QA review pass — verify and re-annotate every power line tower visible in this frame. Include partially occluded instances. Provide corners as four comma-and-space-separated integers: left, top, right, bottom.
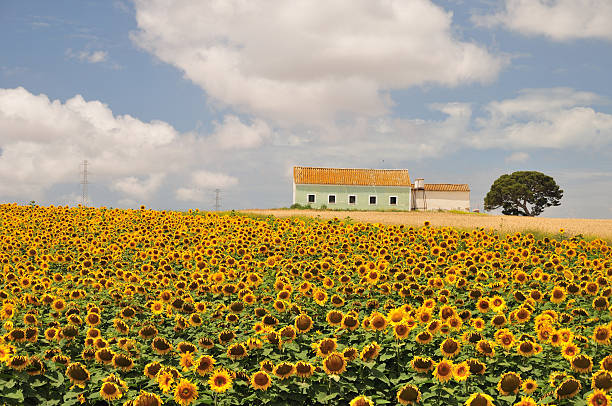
214, 188, 221, 211
80, 160, 89, 207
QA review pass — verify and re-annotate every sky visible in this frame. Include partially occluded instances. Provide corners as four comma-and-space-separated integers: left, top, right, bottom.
1, 0, 611, 218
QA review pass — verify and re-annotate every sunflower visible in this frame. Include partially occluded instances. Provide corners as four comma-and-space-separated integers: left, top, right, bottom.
464, 393, 494, 406
179, 352, 195, 371
549, 371, 568, 388
471, 318, 485, 330
100, 382, 122, 401
143, 362, 162, 379
360, 341, 381, 361
393, 323, 411, 340
208, 369, 233, 393
8, 355, 29, 371
601, 355, 612, 372
475, 340, 496, 357
513, 396, 538, 406
313, 289, 327, 305
433, 359, 453, 383
134, 391, 163, 406
452, 361, 470, 382
341, 315, 360, 330
219, 330, 237, 344
496, 331, 515, 350
517, 340, 536, 357
260, 360, 274, 374
66, 362, 90, 387
227, 343, 248, 360
174, 379, 198, 406
350, 395, 374, 406
476, 298, 490, 313
314, 338, 337, 357
410, 356, 434, 373
555, 378, 581, 399
587, 390, 612, 406
251, 371, 272, 390
415, 330, 433, 345
593, 325, 611, 345
369, 312, 388, 331
592, 370, 612, 392
440, 337, 461, 358
279, 326, 297, 342
295, 361, 314, 378
194, 355, 215, 376
198, 337, 214, 350
551, 286, 567, 304
515, 307, 532, 324
322, 352, 346, 375
151, 337, 172, 355
112, 353, 134, 372
156, 371, 174, 393
522, 378, 538, 394
498, 372, 522, 395
561, 342, 580, 360
273, 362, 295, 380
397, 384, 421, 405
326, 310, 344, 326
85, 312, 101, 327
26, 357, 45, 376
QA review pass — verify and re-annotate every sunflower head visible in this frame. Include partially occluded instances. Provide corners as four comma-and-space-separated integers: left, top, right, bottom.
251, 371, 272, 391
322, 352, 346, 375
66, 362, 90, 386
555, 378, 581, 400
100, 382, 122, 401
433, 359, 453, 383
498, 372, 522, 395
174, 379, 198, 406
134, 391, 163, 406
397, 384, 421, 405
465, 393, 494, 406
208, 369, 233, 393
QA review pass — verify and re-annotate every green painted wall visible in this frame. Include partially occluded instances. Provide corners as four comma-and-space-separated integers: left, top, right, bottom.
293, 184, 411, 210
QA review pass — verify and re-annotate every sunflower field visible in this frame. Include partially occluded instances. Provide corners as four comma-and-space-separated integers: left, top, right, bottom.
0, 204, 611, 406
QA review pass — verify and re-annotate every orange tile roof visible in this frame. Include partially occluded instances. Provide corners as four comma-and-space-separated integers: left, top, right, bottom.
294, 167, 411, 187
419, 183, 470, 192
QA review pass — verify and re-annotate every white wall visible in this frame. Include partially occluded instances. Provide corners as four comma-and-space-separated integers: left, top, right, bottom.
414, 191, 470, 211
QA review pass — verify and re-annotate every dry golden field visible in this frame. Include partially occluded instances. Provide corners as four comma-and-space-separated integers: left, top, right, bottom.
241, 209, 612, 241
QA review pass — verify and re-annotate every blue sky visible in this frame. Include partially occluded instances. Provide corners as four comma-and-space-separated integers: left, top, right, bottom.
1, 0, 611, 218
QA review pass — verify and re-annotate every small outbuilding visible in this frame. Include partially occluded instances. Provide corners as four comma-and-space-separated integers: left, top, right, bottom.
292, 166, 470, 211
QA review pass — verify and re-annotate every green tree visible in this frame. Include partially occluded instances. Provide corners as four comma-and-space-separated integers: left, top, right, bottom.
484, 171, 563, 216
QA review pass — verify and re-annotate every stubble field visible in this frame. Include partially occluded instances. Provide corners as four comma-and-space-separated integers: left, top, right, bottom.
241, 210, 612, 242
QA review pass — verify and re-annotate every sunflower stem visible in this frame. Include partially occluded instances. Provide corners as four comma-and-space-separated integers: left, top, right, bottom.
395, 339, 401, 375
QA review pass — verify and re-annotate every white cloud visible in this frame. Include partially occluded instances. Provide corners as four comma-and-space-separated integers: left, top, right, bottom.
470, 88, 612, 149
132, 0, 504, 125
505, 152, 529, 163
67, 49, 109, 64
210, 115, 271, 149
111, 174, 165, 199
175, 170, 238, 202
192, 170, 238, 189
473, 0, 612, 41
0, 87, 235, 202
175, 188, 204, 202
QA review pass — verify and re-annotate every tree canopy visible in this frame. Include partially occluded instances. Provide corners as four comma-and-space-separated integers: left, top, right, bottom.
484, 171, 563, 216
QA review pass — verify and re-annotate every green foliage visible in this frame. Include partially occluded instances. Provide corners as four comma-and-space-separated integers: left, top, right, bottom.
484, 171, 563, 216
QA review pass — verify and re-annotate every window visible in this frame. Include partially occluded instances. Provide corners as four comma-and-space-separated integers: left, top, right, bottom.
328, 195, 336, 204
369, 195, 377, 205
389, 196, 397, 205
348, 195, 356, 204
307, 194, 315, 203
